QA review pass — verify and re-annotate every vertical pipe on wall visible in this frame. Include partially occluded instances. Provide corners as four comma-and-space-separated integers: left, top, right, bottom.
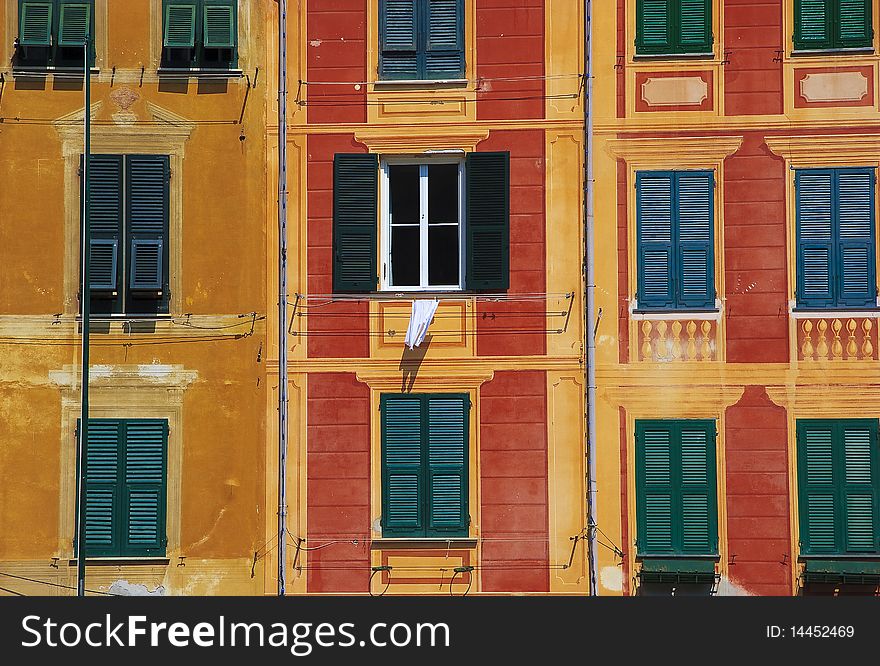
75, 34, 92, 598
583, 0, 599, 596
277, 0, 290, 597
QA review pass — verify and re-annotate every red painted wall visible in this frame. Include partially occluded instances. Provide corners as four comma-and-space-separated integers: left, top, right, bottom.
306, 0, 367, 124
723, 132, 788, 363
480, 370, 549, 592
306, 373, 372, 593
723, 0, 783, 116
724, 386, 792, 595
306, 133, 371, 359
476, 0, 544, 120
476, 129, 547, 357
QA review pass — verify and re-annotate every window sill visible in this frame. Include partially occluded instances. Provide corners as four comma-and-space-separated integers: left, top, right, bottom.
157, 68, 243, 79
790, 308, 880, 319
791, 48, 874, 57
371, 538, 477, 550
632, 53, 715, 61
630, 309, 721, 321
12, 66, 99, 78
373, 78, 468, 88
67, 557, 170, 567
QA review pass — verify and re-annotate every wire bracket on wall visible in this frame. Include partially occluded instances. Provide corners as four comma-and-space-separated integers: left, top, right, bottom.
449, 566, 474, 597
369, 566, 392, 597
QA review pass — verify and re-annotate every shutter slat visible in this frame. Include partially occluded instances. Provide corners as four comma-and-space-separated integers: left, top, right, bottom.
795, 0, 832, 50
425, 0, 464, 79
636, 0, 671, 53
677, 171, 715, 308
796, 170, 835, 307
333, 154, 379, 292
380, 0, 419, 79
122, 420, 167, 554
801, 424, 837, 553
636, 172, 675, 309
466, 152, 510, 291
679, 0, 712, 51
127, 155, 169, 296
638, 425, 674, 553
837, 0, 872, 46
83, 420, 121, 554
836, 169, 875, 307
203, 4, 236, 49
89, 238, 118, 291
86, 155, 123, 294
382, 396, 424, 534
19, 2, 52, 47
427, 396, 468, 533
58, 3, 91, 47
164, 4, 196, 48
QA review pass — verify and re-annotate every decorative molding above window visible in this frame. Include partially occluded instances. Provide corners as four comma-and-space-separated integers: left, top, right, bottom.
353, 128, 489, 154
605, 135, 743, 166
765, 134, 880, 164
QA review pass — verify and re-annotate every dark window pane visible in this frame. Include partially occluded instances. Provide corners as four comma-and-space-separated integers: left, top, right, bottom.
428, 163, 459, 225
391, 226, 420, 287
428, 225, 459, 286
390, 165, 421, 226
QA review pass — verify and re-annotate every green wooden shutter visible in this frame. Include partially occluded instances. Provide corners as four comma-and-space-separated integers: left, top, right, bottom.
87, 155, 123, 294
465, 152, 510, 291
636, 172, 675, 309
164, 3, 197, 48
58, 2, 90, 47
83, 420, 122, 557
426, 395, 468, 536
794, 0, 833, 50
203, 2, 236, 48
333, 154, 379, 292
836, 0, 873, 48
840, 422, 878, 553
126, 155, 169, 294
425, 0, 464, 79
678, 422, 717, 554
676, 171, 715, 309
380, 0, 419, 79
798, 421, 838, 554
122, 420, 167, 556
19, 2, 53, 46
636, 0, 672, 54
836, 168, 875, 307
796, 170, 835, 308
636, 422, 675, 554
678, 0, 712, 53
381, 395, 424, 536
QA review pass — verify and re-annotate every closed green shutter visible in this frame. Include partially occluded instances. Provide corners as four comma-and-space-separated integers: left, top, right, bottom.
796, 170, 836, 308
164, 3, 197, 48
798, 419, 880, 556
636, 172, 676, 309
836, 168, 875, 307
636, 0, 672, 53
636, 0, 711, 55
426, 395, 468, 535
333, 154, 379, 292
837, 0, 873, 46
678, 0, 712, 52
636, 420, 717, 557
465, 152, 510, 291
795, 0, 872, 50
675, 171, 714, 308
58, 2, 90, 47
126, 155, 169, 295
203, 1, 236, 48
381, 395, 424, 536
425, 0, 464, 79
19, 2, 53, 46
380, 0, 419, 79
82, 420, 122, 557
123, 420, 168, 556
795, 0, 833, 50
86, 155, 123, 295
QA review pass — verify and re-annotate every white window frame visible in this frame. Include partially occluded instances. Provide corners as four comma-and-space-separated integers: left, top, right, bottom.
380, 156, 466, 292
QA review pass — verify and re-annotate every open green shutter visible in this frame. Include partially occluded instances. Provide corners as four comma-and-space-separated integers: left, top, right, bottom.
19, 2, 53, 46
636, 0, 672, 54
840, 422, 879, 554
636, 172, 675, 309
465, 152, 510, 291
678, 0, 712, 53
636, 422, 675, 554
83, 420, 122, 557
380, 0, 419, 79
122, 420, 167, 556
836, 169, 875, 307
126, 155, 169, 294
425, 0, 464, 79
333, 154, 379, 292
678, 422, 717, 554
87, 155, 123, 294
426, 395, 468, 536
798, 421, 839, 554
203, 2, 236, 48
836, 0, 873, 48
382, 395, 424, 536
676, 171, 715, 309
58, 3, 91, 47
796, 170, 835, 308
164, 3, 196, 48
794, 0, 833, 50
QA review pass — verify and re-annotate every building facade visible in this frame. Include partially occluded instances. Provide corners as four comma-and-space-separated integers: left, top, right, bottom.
0, 0, 269, 595
593, 0, 880, 595
264, 0, 589, 595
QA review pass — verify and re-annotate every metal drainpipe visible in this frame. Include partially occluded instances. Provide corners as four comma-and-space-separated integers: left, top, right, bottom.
277, 0, 290, 597
583, 0, 599, 596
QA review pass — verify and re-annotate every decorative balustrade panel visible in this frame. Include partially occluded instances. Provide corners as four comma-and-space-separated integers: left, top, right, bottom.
637, 319, 718, 362
797, 317, 878, 362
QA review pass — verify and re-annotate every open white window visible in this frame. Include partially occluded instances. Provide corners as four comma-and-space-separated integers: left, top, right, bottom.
381, 158, 465, 291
